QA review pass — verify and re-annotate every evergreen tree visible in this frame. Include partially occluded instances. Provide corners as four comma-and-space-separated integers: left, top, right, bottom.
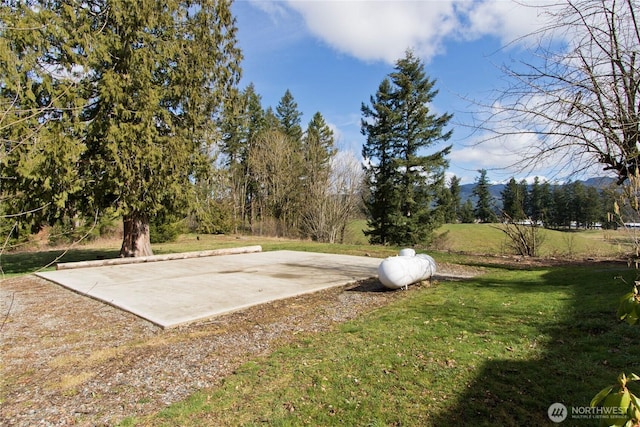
361, 79, 397, 245
583, 186, 603, 228
527, 177, 546, 222
1, 2, 88, 234
241, 85, 267, 231
441, 175, 462, 223
501, 178, 526, 220
519, 179, 530, 218
263, 107, 281, 129
550, 183, 570, 228
449, 175, 462, 223
221, 84, 265, 167
569, 181, 586, 228
540, 180, 553, 224
276, 89, 303, 143
459, 199, 476, 223
473, 169, 498, 223
566, 181, 602, 228
80, 0, 242, 257
300, 112, 338, 240
220, 83, 265, 232
2, 0, 242, 257
303, 112, 336, 182
266, 90, 305, 232
361, 50, 452, 245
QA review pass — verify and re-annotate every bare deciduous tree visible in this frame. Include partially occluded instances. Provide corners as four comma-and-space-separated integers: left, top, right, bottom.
248, 129, 303, 236
495, 214, 545, 257
479, 0, 640, 184
301, 151, 364, 243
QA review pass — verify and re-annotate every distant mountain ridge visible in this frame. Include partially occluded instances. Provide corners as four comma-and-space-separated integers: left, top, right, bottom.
458, 176, 616, 205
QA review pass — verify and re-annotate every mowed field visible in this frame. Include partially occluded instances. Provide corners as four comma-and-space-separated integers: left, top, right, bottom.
345, 221, 631, 258
434, 223, 631, 258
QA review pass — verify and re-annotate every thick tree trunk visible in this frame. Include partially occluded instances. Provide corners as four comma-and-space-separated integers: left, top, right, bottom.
120, 213, 153, 258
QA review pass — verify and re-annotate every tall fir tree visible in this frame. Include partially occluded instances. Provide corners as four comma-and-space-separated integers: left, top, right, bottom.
362, 50, 452, 245
220, 83, 265, 231
448, 175, 462, 223
550, 183, 570, 228
583, 186, 603, 228
268, 90, 304, 232
540, 180, 553, 223
303, 112, 336, 182
361, 78, 397, 244
300, 112, 337, 240
526, 177, 547, 222
501, 178, 526, 220
440, 175, 462, 223
473, 169, 498, 223
221, 84, 264, 167
568, 181, 584, 227
275, 89, 303, 143
80, 0, 242, 257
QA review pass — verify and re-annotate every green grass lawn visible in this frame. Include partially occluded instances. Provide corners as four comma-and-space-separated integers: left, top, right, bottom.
341, 220, 628, 258
119, 262, 640, 426
434, 223, 627, 258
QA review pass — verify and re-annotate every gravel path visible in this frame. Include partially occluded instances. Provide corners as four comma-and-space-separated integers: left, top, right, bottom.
1, 263, 479, 426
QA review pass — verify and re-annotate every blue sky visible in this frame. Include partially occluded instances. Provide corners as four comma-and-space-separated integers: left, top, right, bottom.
231, 0, 561, 184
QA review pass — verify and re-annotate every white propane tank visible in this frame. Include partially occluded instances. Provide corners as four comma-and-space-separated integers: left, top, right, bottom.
378, 250, 437, 290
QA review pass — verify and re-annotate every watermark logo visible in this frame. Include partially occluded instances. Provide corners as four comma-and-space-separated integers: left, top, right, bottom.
547, 402, 627, 423
548, 402, 568, 423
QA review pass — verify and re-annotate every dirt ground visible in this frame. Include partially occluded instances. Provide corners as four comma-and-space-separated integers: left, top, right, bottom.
0, 261, 482, 427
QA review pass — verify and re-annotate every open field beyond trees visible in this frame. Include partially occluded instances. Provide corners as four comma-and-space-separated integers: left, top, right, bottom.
1, 224, 639, 426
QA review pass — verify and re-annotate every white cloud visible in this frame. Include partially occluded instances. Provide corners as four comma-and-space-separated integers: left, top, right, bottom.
449, 97, 552, 179
270, 0, 560, 64
452, 133, 538, 169
242, 0, 308, 52
459, 1, 556, 46
285, 0, 458, 63
450, 95, 602, 183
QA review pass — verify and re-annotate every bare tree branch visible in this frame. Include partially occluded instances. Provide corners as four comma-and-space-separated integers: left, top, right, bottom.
472, 0, 640, 183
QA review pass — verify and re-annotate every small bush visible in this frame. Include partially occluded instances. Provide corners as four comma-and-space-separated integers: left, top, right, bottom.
150, 221, 184, 243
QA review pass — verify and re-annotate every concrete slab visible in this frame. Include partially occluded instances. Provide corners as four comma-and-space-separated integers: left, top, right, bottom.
35, 250, 383, 328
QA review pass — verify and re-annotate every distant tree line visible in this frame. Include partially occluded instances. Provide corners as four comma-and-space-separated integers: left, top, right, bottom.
500, 176, 617, 229
442, 169, 619, 229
